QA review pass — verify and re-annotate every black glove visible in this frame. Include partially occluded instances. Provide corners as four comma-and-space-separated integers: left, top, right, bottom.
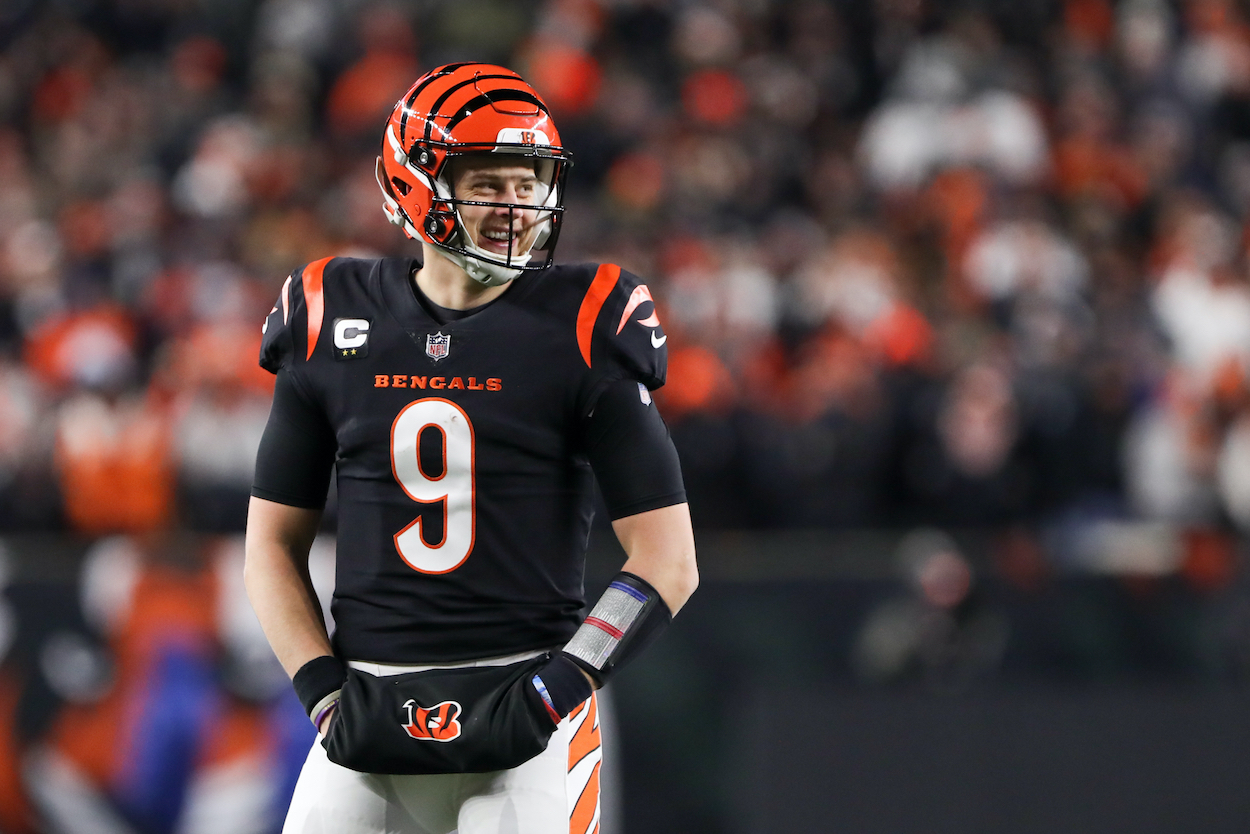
529, 653, 594, 724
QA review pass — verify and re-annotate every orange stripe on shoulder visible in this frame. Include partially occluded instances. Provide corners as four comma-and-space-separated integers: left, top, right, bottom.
302, 257, 332, 360
576, 264, 621, 369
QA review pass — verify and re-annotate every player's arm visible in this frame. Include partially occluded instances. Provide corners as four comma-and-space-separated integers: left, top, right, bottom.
612, 502, 698, 615
245, 498, 342, 733
244, 497, 330, 675
586, 378, 697, 613
245, 367, 341, 730
529, 378, 697, 723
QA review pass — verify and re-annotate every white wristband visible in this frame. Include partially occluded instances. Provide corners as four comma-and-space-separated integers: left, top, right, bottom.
309, 689, 342, 727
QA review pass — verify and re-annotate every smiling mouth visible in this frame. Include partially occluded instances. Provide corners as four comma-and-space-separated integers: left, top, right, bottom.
481, 228, 516, 244
479, 227, 524, 255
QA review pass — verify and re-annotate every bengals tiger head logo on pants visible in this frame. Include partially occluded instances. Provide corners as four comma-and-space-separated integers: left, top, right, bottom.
402, 699, 463, 742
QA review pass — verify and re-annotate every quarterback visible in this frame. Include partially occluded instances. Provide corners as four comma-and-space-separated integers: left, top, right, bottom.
244, 63, 698, 833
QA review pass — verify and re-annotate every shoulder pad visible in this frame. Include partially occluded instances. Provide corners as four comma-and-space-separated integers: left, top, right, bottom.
259, 256, 334, 373
575, 264, 667, 388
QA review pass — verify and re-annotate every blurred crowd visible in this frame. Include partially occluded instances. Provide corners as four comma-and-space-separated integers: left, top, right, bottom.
2, 0, 1250, 547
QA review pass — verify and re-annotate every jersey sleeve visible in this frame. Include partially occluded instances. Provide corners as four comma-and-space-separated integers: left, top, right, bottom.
259, 257, 333, 373
577, 264, 668, 390
584, 378, 686, 519
251, 368, 337, 508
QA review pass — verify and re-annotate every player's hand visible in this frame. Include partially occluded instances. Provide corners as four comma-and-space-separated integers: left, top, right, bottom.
531, 654, 595, 725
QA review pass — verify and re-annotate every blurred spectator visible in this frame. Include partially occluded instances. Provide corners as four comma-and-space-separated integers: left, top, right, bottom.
176, 538, 323, 834
963, 211, 1089, 311
28, 533, 217, 834
173, 116, 268, 221
163, 319, 272, 532
1151, 203, 1250, 388
1124, 372, 1222, 522
900, 360, 1034, 525
52, 389, 174, 537
324, 5, 419, 138
0, 360, 57, 530
852, 528, 1008, 689
22, 530, 327, 834
858, 14, 1048, 191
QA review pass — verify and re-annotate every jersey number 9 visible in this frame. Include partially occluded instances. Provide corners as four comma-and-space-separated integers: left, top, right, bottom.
390, 399, 475, 573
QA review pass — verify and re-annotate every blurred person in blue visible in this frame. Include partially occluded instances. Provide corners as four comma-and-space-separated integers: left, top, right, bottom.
21, 532, 318, 834
21, 533, 217, 834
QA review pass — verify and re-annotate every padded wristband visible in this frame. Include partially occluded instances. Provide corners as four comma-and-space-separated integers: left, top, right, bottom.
293, 655, 348, 718
562, 571, 672, 686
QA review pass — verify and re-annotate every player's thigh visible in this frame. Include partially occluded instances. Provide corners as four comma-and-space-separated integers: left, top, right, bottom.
382, 771, 468, 834
283, 739, 430, 834
453, 694, 603, 834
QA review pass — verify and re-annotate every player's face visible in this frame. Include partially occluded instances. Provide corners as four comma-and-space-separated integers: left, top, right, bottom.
451, 157, 546, 260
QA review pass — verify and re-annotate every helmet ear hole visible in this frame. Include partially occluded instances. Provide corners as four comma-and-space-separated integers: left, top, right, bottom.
391, 177, 411, 197
532, 219, 553, 249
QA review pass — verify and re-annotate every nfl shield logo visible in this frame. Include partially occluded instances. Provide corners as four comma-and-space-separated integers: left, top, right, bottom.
426, 332, 451, 362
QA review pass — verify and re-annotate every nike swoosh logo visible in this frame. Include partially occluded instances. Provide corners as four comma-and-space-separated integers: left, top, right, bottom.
651, 331, 667, 349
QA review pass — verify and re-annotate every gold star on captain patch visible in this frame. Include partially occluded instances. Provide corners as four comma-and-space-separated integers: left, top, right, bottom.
351, 348, 358, 355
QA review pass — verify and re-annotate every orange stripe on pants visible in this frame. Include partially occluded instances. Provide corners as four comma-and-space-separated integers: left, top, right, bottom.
567, 693, 601, 834
569, 761, 600, 834
568, 695, 600, 772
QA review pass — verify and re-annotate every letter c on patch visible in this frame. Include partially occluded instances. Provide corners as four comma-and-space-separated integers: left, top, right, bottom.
334, 318, 370, 349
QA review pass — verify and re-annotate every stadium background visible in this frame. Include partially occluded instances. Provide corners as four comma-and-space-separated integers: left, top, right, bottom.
2, 0, 1250, 831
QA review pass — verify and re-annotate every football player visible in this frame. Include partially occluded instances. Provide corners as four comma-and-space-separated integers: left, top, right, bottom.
244, 63, 698, 834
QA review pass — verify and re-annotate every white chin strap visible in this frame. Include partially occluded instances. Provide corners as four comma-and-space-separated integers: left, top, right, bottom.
444, 250, 523, 287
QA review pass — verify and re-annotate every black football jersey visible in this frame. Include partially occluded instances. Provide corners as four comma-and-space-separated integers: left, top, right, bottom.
254, 256, 677, 663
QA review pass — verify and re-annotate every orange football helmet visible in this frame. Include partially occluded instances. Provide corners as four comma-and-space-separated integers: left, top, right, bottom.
376, 63, 572, 286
